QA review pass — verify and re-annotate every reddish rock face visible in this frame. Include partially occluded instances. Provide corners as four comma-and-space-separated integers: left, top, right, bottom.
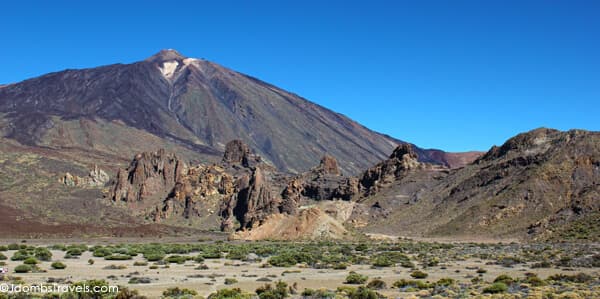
317, 155, 341, 176
359, 144, 426, 195
153, 164, 236, 222
219, 167, 283, 230
108, 149, 183, 202
222, 140, 250, 165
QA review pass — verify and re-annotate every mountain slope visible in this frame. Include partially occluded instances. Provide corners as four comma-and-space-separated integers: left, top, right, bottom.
0, 49, 473, 175
350, 128, 600, 240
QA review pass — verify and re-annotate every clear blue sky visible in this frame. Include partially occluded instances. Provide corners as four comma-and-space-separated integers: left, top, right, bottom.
1, 1, 598, 152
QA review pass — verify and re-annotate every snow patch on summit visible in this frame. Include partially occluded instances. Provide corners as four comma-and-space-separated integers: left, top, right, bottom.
183, 58, 199, 66
159, 61, 179, 79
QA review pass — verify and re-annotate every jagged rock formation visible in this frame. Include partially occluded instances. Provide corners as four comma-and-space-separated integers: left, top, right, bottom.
104, 140, 287, 232
220, 167, 281, 230
108, 149, 184, 203
359, 144, 428, 195
221, 139, 263, 169
282, 155, 358, 203
100, 128, 600, 241
59, 165, 109, 187
152, 164, 235, 221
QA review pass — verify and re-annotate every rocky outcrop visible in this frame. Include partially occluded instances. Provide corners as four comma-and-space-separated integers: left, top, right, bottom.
281, 155, 357, 202
359, 144, 428, 195
314, 155, 341, 176
107, 149, 184, 202
231, 206, 349, 241
220, 167, 282, 231
60, 165, 109, 188
153, 165, 235, 221
221, 139, 264, 169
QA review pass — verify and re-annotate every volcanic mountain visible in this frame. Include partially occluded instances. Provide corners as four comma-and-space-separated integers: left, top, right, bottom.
0, 49, 474, 176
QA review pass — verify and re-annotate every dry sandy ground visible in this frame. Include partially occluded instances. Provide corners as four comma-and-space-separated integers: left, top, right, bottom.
2, 249, 599, 298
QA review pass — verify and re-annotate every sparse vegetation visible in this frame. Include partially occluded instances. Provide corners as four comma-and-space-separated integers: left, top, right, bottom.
162, 287, 198, 298
345, 271, 368, 284
51, 261, 67, 269
14, 264, 32, 273
410, 270, 428, 279
0, 240, 598, 298
366, 279, 386, 290
483, 282, 508, 294
225, 278, 239, 285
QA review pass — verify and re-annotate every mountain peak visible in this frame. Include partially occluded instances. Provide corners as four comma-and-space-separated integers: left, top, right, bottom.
146, 49, 186, 62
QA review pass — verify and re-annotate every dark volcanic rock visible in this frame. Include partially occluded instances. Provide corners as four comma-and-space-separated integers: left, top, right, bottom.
315, 155, 341, 176
222, 140, 250, 165
220, 167, 282, 230
281, 155, 354, 202
153, 164, 236, 221
359, 144, 424, 195
108, 149, 184, 202
221, 140, 261, 168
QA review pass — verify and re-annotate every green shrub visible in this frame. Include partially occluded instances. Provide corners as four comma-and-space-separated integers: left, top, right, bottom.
268, 251, 315, 267
165, 255, 189, 264
347, 286, 383, 299
193, 255, 205, 263
225, 278, 238, 285
392, 279, 432, 290
163, 287, 198, 298
144, 252, 165, 262
93, 247, 113, 257
11, 250, 30, 261
436, 277, 455, 287
34, 248, 52, 261
0, 253, 6, 260
51, 262, 67, 269
88, 259, 95, 265
410, 270, 428, 279
493, 274, 515, 285
366, 279, 386, 290
208, 288, 252, 299
371, 256, 393, 267
66, 248, 83, 256
104, 254, 132, 261
256, 281, 288, 299
345, 271, 368, 284
0, 245, 8, 251
524, 273, 546, 286
7, 243, 19, 250
483, 282, 508, 294
23, 257, 39, 265
199, 249, 222, 259
14, 264, 32, 273
302, 288, 335, 298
